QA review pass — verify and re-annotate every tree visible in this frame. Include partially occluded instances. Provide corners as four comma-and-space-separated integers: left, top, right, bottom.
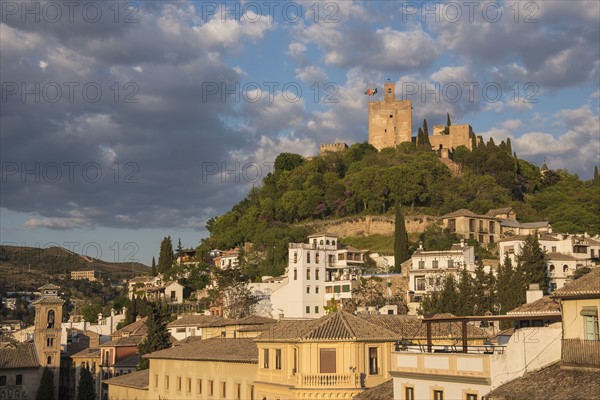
223, 281, 258, 319
81, 302, 102, 323
443, 112, 451, 134
177, 238, 183, 252
594, 166, 600, 186
419, 120, 431, 149
77, 366, 96, 400
517, 232, 549, 293
274, 153, 304, 173
151, 256, 157, 277
137, 303, 171, 370
394, 203, 409, 272
157, 236, 175, 274
36, 367, 55, 400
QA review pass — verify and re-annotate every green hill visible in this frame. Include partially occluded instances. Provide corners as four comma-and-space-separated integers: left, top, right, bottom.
198, 141, 600, 280
0, 245, 149, 291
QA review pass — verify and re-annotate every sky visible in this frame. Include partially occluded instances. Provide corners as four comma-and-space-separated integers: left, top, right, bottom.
1, 0, 599, 266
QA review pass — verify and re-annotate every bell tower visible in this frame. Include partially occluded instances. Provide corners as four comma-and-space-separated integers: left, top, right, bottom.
33, 284, 64, 399
368, 80, 413, 150
384, 81, 396, 103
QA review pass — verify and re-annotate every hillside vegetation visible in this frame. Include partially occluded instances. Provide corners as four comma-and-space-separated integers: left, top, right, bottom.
200, 140, 600, 279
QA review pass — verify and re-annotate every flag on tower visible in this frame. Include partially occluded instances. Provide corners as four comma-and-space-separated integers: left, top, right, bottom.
364, 88, 378, 96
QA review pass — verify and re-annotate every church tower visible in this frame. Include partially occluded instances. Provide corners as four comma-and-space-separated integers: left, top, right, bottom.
368, 80, 413, 150
33, 284, 64, 399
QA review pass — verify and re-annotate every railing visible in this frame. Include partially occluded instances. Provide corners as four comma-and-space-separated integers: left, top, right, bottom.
562, 339, 600, 366
297, 373, 360, 388
395, 344, 505, 355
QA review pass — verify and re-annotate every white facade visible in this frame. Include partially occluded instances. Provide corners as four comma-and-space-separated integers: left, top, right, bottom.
407, 242, 477, 302
391, 324, 562, 400
270, 234, 367, 319
248, 278, 288, 318
60, 310, 125, 345
498, 233, 600, 292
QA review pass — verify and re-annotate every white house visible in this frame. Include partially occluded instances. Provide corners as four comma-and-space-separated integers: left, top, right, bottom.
498, 233, 600, 291
167, 314, 224, 341
269, 233, 368, 319
407, 240, 477, 304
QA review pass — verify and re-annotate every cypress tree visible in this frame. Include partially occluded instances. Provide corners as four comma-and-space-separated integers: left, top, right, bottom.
137, 303, 171, 370
36, 367, 55, 400
423, 119, 429, 136
518, 232, 549, 293
394, 203, 409, 272
457, 268, 475, 316
151, 257, 157, 277
506, 138, 513, 155
594, 166, 600, 186
157, 236, 174, 274
446, 112, 451, 128
77, 366, 96, 400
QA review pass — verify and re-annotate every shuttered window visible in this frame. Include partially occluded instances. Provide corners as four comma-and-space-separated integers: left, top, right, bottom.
319, 349, 336, 373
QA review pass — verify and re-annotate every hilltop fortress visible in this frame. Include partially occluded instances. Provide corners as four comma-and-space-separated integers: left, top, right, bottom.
320, 80, 481, 159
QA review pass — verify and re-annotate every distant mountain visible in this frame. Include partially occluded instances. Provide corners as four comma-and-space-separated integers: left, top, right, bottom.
0, 245, 149, 291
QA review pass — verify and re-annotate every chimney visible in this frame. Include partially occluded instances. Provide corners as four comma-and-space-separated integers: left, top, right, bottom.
526, 283, 543, 304
418, 241, 423, 250
460, 238, 465, 248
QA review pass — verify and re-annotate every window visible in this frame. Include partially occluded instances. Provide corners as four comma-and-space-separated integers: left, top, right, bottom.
316, 253, 320, 264
325, 286, 333, 293
404, 387, 414, 400
263, 349, 269, 368
0, 376, 6, 386
315, 286, 319, 294
433, 390, 444, 400
293, 348, 298, 374
306, 306, 310, 314
465, 394, 478, 400
236, 383, 241, 399
306, 268, 310, 280
432, 260, 438, 269
187, 378, 191, 392
294, 269, 297, 280
171, 291, 176, 301
221, 382, 226, 398
342, 285, 350, 292
319, 349, 336, 373
197, 379, 202, 394
306, 286, 310, 294
293, 252, 297, 263
315, 269, 320, 280
369, 347, 378, 374
15, 375, 22, 386
582, 307, 599, 340
176, 327, 185, 333
416, 278, 425, 291
275, 349, 282, 370
418, 260, 425, 269
307, 252, 311, 263
552, 246, 557, 253
46, 337, 53, 347
47, 310, 55, 328
447, 259, 454, 268
47, 356, 52, 365
165, 376, 170, 390
209, 380, 214, 396
314, 306, 319, 314
334, 286, 341, 293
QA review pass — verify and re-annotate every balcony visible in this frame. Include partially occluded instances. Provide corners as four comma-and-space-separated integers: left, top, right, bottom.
296, 373, 361, 388
562, 339, 600, 367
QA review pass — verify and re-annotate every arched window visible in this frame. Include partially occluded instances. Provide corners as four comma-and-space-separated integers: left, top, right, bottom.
549, 265, 555, 273
326, 240, 330, 245
320, 240, 324, 245
332, 240, 336, 246
47, 310, 55, 328
563, 265, 569, 274
47, 356, 52, 365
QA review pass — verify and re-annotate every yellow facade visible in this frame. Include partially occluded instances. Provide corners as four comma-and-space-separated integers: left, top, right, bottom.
108, 384, 148, 400
254, 341, 395, 399
560, 298, 600, 339
147, 358, 257, 400
368, 82, 412, 150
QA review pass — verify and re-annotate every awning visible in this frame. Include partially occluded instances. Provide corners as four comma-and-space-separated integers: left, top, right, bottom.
580, 306, 598, 317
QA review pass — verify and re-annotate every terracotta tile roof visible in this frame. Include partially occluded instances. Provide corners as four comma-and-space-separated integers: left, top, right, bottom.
104, 369, 149, 389
71, 348, 101, 358
507, 296, 561, 315
256, 311, 400, 342
499, 220, 549, 229
32, 296, 65, 305
442, 209, 486, 219
174, 336, 203, 346
498, 233, 560, 243
360, 315, 489, 340
546, 252, 578, 261
112, 317, 147, 338
552, 267, 600, 298
144, 338, 257, 363
168, 314, 224, 328
353, 379, 393, 400
100, 336, 143, 347
485, 362, 600, 400
208, 315, 277, 327
0, 342, 39, 370
39, 284, 60, 290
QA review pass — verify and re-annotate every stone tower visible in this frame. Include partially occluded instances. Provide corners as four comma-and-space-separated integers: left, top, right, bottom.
368, 81, 413, 150
33, 284, 64, 399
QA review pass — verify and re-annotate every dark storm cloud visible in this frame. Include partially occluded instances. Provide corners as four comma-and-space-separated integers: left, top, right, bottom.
0, 1, 272, 230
